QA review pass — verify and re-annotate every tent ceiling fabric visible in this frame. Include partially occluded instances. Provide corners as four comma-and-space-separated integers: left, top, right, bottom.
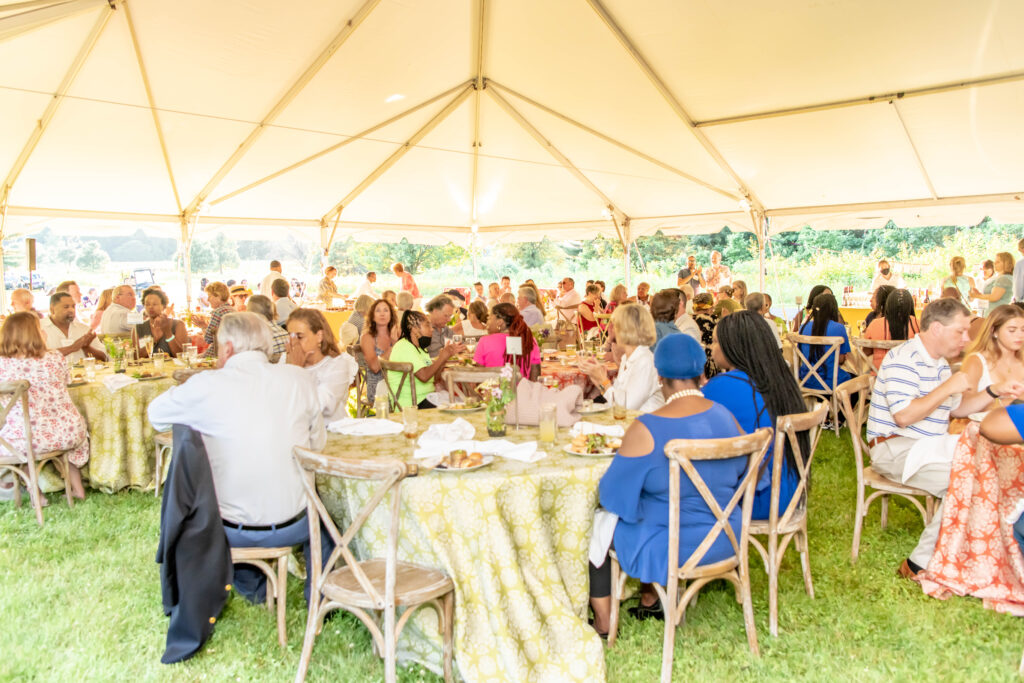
0, 0, 1022, 245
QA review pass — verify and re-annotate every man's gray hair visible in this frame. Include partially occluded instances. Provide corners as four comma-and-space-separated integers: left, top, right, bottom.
517, 286, 537, 305
396, 291, 414, 310
425, 294, 453, 313
217, 312, 272, 358
744, 292, 765, 313
246, 294, 276, 323
920, 298, 970, 331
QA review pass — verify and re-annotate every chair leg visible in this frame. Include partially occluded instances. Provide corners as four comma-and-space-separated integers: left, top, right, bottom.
852, 483, 866, 562
442, 592, 454, 683
60, 456, 73, 507
295, 598, 319, 683
798, 528, 815, 599
607, 557, 624, 647
276, 556, 288, 647
384, 606, 397, 683
154, 446, 162, 497
768, 533, 779, 638
880, 495, 889, 529
740, 569, 760, 656
660, 587, 677, 683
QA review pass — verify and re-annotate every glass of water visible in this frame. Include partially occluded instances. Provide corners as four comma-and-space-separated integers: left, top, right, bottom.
83, 357, 96, 382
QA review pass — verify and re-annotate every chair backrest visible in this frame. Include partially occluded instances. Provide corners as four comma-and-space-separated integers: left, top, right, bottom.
835, 374, 874, 471
766, 401, 829, 528
0, 381, 33, 464
346, 344, 369, 416
849, 338, 903, 376
293, 446, 418, 611
379, 359, 416, 410
663, 428, 773, 576
787, 333, 844, 394
444, 366, 519, 400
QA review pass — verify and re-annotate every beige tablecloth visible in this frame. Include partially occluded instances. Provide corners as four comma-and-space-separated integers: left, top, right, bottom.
318, 408, 627, 682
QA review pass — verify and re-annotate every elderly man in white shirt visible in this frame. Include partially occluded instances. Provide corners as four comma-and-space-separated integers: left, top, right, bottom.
579, 303, 664, 412
41, 291, 107, 362
744, 292, 783, 349
99, 284, 137, 335
670, 288, 701, 343
517, 286, 544, 327
866, 298, 1024, 578
554, 276, 582, 323
355, 271, 379, 300
148, 312, 328, 603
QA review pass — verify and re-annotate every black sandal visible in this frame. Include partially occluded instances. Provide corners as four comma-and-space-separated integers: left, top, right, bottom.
587, 616, 609, 640
627, 599, 664, 621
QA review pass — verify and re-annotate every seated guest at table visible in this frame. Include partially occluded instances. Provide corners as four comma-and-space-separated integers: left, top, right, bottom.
486, 282, 501, 309
670, 288, 701, 342
595, 280, 608, 309
744, 292, 782, 349
692, 293, 718, 378
869, 259, 907, 295
444, 289, 468, 318
588, 332, 746, 635
579, 304, 662, 412
943, 256, 976, 309
426, 294, 461, 357
790, 284, 831, 332
706, 311, 808, 519
554, 277, 582, 322
517, 287, 545, 327
606, 284, 628, 314
285, 309, 357, 425
649, 289, 682, 348
229, 285, 251, 313
388, 311, 465, 409
270, 278, 296, 325
970, 251, 1015, 316
861, 289, 919, 370
246, 295, 288, 363
340, 294, 374, 348
0, 312, 90, 500
731, 280, 748, 307
10, 288, 38, 317
89, 288, 112, 330
578, 284, 605, 337
99, 285, 136, 335
715, 285, 733, 302
197, 282, 234, 358
960, 304, 1024, 405
135, 288, 187, 359
355, 271, 379, 300
360, 298, 398, 402
763, 293, 787, 331
317, 266, 340, 304
713, 297, 740, 319
498, 292, 515, 306
396, 290, 414, 317
863, 285, 895, 329
463, 300, 489, 339
470, 281, 484, 302
148, 312, 327, 603
55, 280, 82, 306
866, 298, 1024, 579
474, 303, 541, 380
382, 289, 398, 309
634, 281, 650, 307
798, 292, 851, 391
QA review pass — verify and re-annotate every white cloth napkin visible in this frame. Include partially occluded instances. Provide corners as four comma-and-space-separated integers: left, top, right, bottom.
418, 418, 476, 447
326, 418, 404, 436
901, 433, 958, 483
570, 421, 625, 438
589, 509, 619, 567
413, 438, 544, 463
102, 374, 138, 392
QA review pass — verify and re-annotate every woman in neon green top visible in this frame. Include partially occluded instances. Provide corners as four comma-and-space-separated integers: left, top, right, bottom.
387, 311, 465, 408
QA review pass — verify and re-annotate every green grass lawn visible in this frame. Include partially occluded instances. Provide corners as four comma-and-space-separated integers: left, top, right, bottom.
1, 432, 1021, 681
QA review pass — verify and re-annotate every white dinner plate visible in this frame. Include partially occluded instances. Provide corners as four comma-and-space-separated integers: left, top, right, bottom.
438, 404, 485, 413
563, 444, 615, 458
577, 404, 610, 415
434, 454, 495, 472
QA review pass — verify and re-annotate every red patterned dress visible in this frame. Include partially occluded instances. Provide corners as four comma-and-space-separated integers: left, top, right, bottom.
0, 351, 89, 466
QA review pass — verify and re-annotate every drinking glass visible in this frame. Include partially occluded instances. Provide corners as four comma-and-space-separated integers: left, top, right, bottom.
612, 388, 627, 421
538, 403, 557, 443
453, 334, 463, 345
402, 405, 419, 440
182, 344, 196, 367
374, 395, 389, 420
83, 357, 96, 382
566, 343, 577, 358
152, 352, 167, 373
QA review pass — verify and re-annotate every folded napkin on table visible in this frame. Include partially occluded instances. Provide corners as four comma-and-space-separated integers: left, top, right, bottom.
102, 374, 138, 392
417, 418, 475, 447
413, 438, 544, 463
327, 418, 404, 436
570, 421, 625, 438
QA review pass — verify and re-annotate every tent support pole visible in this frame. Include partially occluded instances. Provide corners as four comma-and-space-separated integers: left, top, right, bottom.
184, 0, 384, 216
891, 101, 938, 200
180, 214, 197, 313
0, 188, 8, 313
320, 86, 473, 223
753, 210, 767, 291
622, 218, 632, 291
0, 0, 107, 43
468, 0, 486, 238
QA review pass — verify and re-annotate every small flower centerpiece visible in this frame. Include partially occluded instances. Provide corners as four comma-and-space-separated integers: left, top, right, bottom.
477, 364, 516, 436
102, 336, 127, 373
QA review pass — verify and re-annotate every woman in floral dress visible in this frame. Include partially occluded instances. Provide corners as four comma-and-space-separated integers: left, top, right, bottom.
0, 312, 89, 499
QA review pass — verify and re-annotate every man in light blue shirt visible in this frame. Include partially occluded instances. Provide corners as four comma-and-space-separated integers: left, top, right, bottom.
1013, 238, 1024, 301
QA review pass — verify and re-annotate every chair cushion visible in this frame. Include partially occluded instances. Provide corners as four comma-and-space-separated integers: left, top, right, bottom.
322, 559, 453, 609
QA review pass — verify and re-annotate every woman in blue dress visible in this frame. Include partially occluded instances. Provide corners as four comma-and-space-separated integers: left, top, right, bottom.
798, 292, 850, 391
589, 334, 747, 637
703, 310, 812, 520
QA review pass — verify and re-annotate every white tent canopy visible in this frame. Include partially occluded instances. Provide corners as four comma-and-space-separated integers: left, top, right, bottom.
1, 0, 1023, 253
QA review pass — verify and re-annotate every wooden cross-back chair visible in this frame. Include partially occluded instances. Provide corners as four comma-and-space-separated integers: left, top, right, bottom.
593, 312, 612, 347
0, 380, 74, 525
378, 360, 416, 412
555, 306, 581, 346
444, 366, 520, 401
346, 344, 372, 417
748, 401, 829, 637
850, 337, 903, 376
835, 375, 936, 562
606, 428, 773, 679
292, 447, 454, 683
787, 333, 844, 435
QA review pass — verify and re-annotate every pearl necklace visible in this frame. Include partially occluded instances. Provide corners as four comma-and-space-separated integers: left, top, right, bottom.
665, 389, 703, 403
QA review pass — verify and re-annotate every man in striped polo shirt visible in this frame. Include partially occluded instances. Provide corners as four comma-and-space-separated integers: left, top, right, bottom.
867, 298, 1024, 578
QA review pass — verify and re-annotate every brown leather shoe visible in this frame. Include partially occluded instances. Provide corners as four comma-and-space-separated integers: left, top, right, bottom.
897, 559, 921, 580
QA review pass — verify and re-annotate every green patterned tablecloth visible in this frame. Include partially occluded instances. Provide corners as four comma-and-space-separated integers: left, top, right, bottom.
319, 408, 629, 683
68, 371, 175, 493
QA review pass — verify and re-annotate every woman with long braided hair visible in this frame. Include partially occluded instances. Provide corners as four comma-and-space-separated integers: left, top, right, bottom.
703, 310, 811, 519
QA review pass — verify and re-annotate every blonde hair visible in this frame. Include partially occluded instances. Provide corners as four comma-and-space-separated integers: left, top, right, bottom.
611, 303, 656, 347
354, 294, 374, 315
964, 304, 1024, 366
205, 281, 230, 302
0, 312, 48, 359
96, 288, 113, 312
949, 256, 966, 276
609, 284, 628, 303
995, 252, 1015, 274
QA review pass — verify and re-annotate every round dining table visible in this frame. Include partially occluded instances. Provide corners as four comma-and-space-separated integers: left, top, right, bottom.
317, 407, 629, 682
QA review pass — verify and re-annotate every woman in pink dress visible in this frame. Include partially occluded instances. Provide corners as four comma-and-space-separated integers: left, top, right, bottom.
473, 303, 541, 380
0, 312, 89, 499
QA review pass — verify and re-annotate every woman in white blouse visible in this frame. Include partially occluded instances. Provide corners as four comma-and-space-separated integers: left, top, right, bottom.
462, 300, 489, 338
578, 303, 663, 412
285, 308, 357, 424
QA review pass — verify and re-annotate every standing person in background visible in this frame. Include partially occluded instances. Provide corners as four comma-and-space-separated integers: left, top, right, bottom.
89, 288, 112, 330
676, 254, 706, 293
499, 276, 512, 297
54, 281, 82, 306
704, 250, 732, 292
391, 262, 420, 306
942, 256, 976, 309
472, 282, 486, 303
259, 260, 286, 297
271, 279, 296, 325
355, 271, 379, 300
970, 252, 1015, 316
198, 282, 234, 359
318, 266, 340, 304
869, 259, 906, 295
1014, 238, 1024, 303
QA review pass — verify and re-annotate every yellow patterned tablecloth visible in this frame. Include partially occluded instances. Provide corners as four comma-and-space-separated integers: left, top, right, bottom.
318, 408, 628, 682
68, 369, 175, 493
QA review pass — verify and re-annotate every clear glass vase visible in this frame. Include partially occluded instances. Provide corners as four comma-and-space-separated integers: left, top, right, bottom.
486, 407, 506, 437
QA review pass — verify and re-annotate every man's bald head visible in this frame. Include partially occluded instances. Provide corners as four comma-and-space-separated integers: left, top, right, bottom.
10, 288, 33, 313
